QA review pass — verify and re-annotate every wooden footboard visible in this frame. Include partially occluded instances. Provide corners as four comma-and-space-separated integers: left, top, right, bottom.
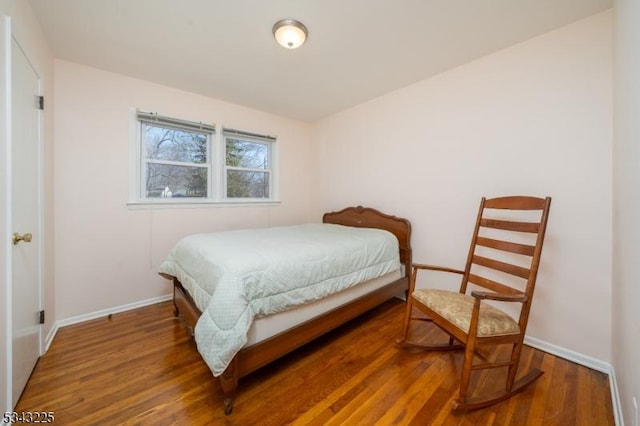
170, 206, 412, 414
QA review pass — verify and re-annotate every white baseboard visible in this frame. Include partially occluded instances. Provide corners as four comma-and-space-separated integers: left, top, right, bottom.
57, 294, 173, 328
525, 335, 623, 426
44, 294, 173, 352
607, 364, 624, 426
43, 322, 58, 352
525, 335, 610, 373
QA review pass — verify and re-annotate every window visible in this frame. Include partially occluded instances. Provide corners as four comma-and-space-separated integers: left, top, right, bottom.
224, 129, 275, 199
130, 111, 277, 205
140, 113, 212, 199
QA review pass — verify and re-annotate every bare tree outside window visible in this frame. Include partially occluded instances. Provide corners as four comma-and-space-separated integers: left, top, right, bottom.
144, 124, 209, 198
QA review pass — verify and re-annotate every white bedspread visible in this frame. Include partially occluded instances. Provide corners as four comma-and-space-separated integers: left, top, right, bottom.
158, 223, 400, 376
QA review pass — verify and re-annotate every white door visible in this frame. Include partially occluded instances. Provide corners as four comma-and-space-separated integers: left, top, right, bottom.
11, 36, 42, 405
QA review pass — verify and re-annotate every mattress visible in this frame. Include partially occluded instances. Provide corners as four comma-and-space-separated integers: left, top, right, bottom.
245, 269, 403, 345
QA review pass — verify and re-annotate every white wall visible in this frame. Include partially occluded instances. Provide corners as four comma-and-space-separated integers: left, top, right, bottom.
311, 12, 613, 362
53, 60, 313, 319
613, 0, 640, 424
0, 0, 54, 411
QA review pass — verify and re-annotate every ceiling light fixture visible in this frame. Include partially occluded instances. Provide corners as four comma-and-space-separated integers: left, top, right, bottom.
273, 19, 308, 49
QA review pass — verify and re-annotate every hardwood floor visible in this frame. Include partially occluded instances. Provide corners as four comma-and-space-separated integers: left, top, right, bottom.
16, 300, 614, 425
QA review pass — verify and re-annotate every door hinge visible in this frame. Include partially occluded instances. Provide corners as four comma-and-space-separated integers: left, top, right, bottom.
39, 310, 45, 324
37, 95, 44, 110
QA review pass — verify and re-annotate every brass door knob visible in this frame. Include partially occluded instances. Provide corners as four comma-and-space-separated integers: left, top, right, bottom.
12, 232, 32, 245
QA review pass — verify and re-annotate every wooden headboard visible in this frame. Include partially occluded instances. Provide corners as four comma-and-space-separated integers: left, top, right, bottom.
322, 206, 412, 274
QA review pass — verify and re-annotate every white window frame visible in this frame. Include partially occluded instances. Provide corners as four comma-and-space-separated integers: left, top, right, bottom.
128, 109, 279, 208
222, 128, 276, 201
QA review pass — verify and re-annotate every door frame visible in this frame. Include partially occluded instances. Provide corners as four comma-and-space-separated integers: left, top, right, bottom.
0, 13, 46, 411
1, 13, 13, 414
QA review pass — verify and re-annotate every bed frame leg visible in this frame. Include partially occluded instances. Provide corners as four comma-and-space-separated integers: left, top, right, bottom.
219, 359, 239, 415
223, 398, 233, 415
172, 282, 180, 317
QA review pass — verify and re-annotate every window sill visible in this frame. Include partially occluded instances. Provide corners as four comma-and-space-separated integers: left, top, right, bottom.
127, 199, 281, 210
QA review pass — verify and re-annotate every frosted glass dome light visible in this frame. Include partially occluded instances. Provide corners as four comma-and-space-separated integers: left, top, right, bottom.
273, 19, 308, 49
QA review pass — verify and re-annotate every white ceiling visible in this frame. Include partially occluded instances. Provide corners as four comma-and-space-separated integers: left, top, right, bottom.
29, 0, 611, 122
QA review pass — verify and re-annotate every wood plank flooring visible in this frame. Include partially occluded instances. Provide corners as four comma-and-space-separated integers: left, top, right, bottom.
16, 300, 614, 425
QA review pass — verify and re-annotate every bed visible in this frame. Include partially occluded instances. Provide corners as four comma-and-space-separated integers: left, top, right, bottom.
159, 206, 412, 414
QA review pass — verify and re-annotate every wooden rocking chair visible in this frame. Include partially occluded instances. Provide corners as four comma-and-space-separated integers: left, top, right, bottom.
399, 195, 551, 410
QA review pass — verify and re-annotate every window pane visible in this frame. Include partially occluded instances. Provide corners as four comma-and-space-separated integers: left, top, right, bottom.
227, 170, 269, 198
145, 124, 207, 164
226, 138, 268, 169
146, 163, 208, 198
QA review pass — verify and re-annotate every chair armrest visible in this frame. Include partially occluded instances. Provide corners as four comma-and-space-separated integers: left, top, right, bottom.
471, 290, 528, 303
413, 263, 465, 275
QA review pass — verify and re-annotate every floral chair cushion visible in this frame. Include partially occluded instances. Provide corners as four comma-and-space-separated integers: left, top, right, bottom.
412, 289, 520, 337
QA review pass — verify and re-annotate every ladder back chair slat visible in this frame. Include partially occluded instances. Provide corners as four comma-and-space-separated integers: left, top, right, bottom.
475, 236, 536, 256
480, 218, 540, 233
483, 196, 549, 210
467, 273, 525, 295
471, 254, 531, 280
